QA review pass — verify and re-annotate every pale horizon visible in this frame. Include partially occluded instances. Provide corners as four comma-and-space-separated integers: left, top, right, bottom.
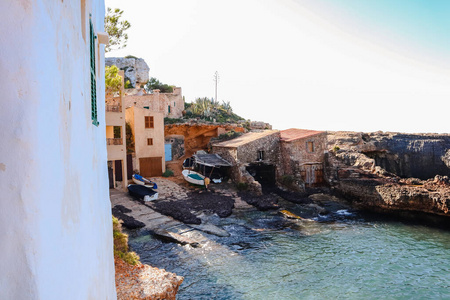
105, 0, 450, 134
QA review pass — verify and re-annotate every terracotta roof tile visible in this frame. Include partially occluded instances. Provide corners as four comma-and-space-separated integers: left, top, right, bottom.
213, 130, 279, 148
280, 128, 324, 142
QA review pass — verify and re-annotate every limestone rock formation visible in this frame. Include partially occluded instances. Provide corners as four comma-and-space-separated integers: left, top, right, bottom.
326, 131, 450, 217
106, 57, 150, 88
328, 131, 450, 179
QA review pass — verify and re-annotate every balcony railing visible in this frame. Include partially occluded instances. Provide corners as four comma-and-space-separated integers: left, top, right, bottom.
107, 138, 123, 145
106, 104, 122, 112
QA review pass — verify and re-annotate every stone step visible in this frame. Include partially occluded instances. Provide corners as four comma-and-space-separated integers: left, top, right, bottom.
149, 229, 200, 248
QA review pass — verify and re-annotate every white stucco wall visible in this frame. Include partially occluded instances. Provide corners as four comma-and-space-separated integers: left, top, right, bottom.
0, 1, 116, 299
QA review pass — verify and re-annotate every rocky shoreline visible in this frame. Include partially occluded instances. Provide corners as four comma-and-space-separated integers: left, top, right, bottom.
326, 131, 450, 219
111, 132, 450, 298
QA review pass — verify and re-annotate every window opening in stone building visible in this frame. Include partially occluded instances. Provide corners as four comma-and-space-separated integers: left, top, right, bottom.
257, 150, 264, 161
147, 138, 153, 146
145, 116, 154, 128
307, 141, 314, 152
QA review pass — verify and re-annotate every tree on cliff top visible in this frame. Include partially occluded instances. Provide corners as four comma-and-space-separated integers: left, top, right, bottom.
105, 65, 122, 95
105, 8, 131, 53
145, 77, 174, 93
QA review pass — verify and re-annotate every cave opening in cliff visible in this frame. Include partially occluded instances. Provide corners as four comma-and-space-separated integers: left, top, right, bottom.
363, 150, 449, 180
246, 163, 276, 188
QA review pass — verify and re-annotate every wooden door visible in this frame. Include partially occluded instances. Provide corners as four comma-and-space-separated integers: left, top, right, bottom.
139, 157, 163, 177
108, 161, 114, 189
114, 160, 123, 181
301, 164, 324, 186
127, 154, 133, 179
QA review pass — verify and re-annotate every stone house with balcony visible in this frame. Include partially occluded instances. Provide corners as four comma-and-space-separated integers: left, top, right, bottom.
105, 70, 128, 190
126, 107, 166, 177
280, 129, 327, 187
211, 130, 281, 195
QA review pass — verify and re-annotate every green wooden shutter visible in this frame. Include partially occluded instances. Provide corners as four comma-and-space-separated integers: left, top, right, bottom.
90, 19, 99, 126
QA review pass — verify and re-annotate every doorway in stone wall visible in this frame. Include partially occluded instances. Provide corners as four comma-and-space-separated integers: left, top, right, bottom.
246, 163, 276, 188
300, 163, 324, 187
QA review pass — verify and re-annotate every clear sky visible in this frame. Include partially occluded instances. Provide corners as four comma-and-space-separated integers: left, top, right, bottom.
105, 0, 450, 133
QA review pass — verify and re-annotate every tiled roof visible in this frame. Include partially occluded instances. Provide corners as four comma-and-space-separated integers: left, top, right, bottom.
280, 128, 324, 142
212, 130, 279, 148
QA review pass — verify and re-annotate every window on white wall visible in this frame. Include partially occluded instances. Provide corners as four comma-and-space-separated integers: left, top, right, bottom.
90, 17, 98, 126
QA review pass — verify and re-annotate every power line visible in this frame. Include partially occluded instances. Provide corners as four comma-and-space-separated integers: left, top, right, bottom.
213, 71, 219, 102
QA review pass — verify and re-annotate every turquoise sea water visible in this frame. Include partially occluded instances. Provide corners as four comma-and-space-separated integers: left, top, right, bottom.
130, 203, 450, 299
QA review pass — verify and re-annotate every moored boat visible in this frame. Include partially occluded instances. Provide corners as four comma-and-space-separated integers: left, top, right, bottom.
132, 174, 158, 189
182, 170, 206, 186
128, 184, 159, 201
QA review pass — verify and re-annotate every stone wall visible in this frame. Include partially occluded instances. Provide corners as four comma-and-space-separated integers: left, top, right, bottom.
281, 132, 326, 175
236, 132, 281, 167
212, 131, 281, 194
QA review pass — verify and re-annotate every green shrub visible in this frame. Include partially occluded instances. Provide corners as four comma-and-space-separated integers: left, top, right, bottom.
332, 145, 340, 152
280, 175, 295, 186
125, 55, 138, 59
236, 182, 248, 191
164, 117, 184, 125
112, 216, 140, 265
124, 80, 133, 89
163, 169, 174, 177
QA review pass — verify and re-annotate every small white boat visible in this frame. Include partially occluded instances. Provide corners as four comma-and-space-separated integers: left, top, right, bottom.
182, 170, 206, 186
132, 174, 158, 189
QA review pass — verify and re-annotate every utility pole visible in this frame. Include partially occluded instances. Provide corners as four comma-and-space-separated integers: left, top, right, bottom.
213, 71, 219, 102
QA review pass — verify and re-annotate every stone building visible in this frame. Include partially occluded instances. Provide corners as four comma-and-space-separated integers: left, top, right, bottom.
106, 70, 129, 190
280, 129, 327, 187
124, 87, 184, 119
126, 107, 166, 177
212, 130, 281, 194
0, 1, 116, 298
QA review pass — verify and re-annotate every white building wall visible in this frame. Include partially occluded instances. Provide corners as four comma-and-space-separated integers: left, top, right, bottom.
0, 1, 116, 299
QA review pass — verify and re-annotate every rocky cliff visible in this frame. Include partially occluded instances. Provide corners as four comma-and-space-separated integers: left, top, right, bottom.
326, 131, 450, 217
106, 57, 150, 88
165, 123, 245, 157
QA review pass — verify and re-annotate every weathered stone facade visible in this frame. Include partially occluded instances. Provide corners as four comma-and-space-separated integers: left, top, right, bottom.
280, 129, 327, 188
124, 87, 184, 118
212, 130, 281, 194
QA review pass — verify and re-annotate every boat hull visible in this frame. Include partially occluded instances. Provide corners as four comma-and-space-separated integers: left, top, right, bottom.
132, 174, 157, 189
128, 184, 159, 201
182, 170, 205, 186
